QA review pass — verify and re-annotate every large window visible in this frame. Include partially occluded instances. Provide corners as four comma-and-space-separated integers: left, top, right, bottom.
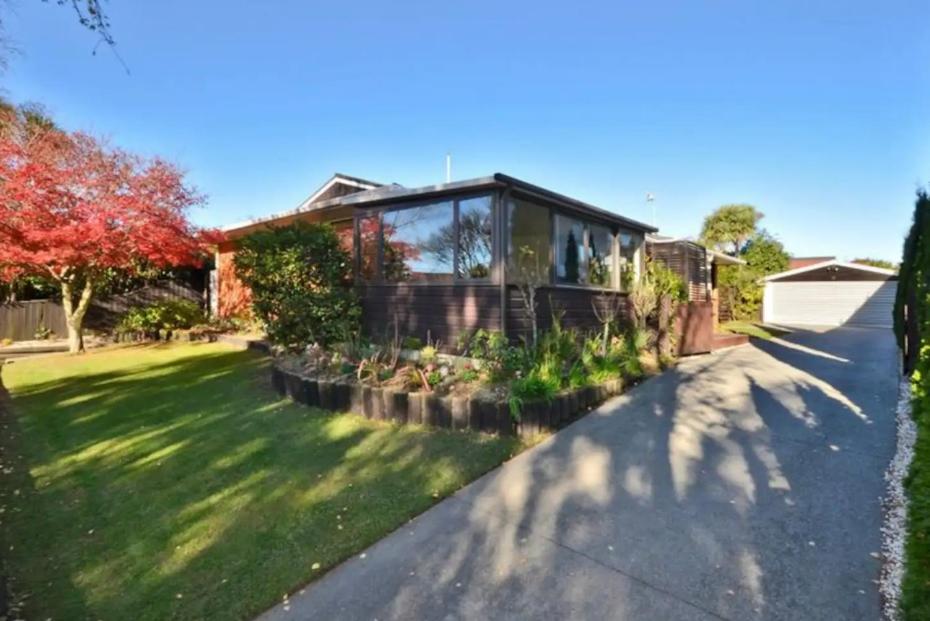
618, 228, 642, 290
507, 198, 551, 283
555, 215, 586, 285
383, 201, 455, 282
587, 222, 615, 288
457, 196, 493, 279
357, 194, 494, 283
507, 197, 631, 289
358, 214, 380, 281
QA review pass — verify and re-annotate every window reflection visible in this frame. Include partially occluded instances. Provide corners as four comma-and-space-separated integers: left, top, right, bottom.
507, 198, 551, 283
383, 201, 454, 282
358, 214, 380, 281
618, 228, 642, 290
555, 215, 585, 285
457, 196, 492, 279
587, 222, 614, 287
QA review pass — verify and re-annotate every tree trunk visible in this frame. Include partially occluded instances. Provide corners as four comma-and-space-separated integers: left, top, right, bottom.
60, 278, 94, 354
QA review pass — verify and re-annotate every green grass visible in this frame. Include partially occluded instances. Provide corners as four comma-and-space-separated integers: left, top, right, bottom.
904, 393, 930, 619
0, 343, 522, 620
719, 320, 790, 340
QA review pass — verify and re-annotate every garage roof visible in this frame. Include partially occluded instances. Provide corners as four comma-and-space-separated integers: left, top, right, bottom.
764, 259, 897, 282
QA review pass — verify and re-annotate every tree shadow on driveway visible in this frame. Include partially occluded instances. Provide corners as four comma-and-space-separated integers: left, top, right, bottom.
266, 328, 898, 621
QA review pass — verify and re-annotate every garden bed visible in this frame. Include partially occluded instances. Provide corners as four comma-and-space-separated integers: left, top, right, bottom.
271, 362, 626, 437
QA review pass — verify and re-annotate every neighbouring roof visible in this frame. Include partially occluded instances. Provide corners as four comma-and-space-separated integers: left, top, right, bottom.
646, 234, 746, 265
223, 172, 657, 236
707, 250, 745, 266
221, 173, 386, 233
788, 256, 835, 270
764, 258, 897, 282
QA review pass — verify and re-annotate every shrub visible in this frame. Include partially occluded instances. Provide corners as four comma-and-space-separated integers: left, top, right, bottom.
467, 329, 527, 381
233, 222, 360, 348
401, 336, 423, 350
117, 299, 204, 336
508, 369, 560, 421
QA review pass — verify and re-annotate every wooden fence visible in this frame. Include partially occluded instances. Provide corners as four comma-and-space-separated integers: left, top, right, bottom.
675, 300, 715, 355
0, 300, 68, 341
1, 280, 206, 342
85, 280, 204, 331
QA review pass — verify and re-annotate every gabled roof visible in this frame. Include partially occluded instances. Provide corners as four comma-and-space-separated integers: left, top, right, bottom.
294, 173, 384, 211
764, 258, 897, 281
222, 173, 384, 233
788, 256, 835, 270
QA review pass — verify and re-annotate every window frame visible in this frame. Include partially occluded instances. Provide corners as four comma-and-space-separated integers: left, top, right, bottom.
353, 191, 497, 286
505, 192, 647, 292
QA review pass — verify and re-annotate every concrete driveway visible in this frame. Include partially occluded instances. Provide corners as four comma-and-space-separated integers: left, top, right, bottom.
260, 327, 898, 621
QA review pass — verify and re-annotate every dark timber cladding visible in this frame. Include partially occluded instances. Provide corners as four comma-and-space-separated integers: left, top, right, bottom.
649, 240, 709, 302
506, 286, 629, 342
359, 284, 501, 344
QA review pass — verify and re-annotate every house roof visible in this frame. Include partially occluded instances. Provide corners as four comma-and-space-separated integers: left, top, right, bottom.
646, 234, 746, 265
764, 258, 897, 282
788, 256, 835, 270
221, 173, 384, 233
707, 250, 745, 266
222, 172, 657, 236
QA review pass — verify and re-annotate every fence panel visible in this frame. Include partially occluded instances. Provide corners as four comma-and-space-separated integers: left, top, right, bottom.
0, 300, 68, 341
85, 280, 204, 331
1, 279, 206, 342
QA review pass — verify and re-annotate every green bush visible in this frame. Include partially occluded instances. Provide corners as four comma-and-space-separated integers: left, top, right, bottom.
117, 299, 204, 335
717, 231, 789, 321
466, 329, 528, 381
897, 190, 930, 620
233, 222, 361, 348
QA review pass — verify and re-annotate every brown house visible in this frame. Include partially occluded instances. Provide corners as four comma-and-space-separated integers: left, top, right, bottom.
217, 173, 656, 345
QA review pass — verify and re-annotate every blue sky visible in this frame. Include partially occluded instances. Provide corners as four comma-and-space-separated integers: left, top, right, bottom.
3, 0, 928, 262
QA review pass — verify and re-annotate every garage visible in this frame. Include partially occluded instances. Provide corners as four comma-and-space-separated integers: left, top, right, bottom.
762, 259, 897, 328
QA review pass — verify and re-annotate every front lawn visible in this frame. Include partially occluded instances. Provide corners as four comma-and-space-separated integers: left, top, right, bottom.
0, 343, 521, 620
719, 320, 790, 340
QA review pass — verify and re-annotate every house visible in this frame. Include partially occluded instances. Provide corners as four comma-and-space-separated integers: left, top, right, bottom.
762, 259, 897, 328
645, 235, 746, 353
217, 173, 656, 345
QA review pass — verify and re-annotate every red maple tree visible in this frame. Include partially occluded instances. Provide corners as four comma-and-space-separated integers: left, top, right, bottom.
0, 107, 219, 352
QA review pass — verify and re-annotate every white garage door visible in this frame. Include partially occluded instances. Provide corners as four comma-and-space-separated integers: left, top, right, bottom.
763, 280, 896, 327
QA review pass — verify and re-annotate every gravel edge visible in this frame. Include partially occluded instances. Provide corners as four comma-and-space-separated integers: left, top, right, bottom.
881, 378, 916, 621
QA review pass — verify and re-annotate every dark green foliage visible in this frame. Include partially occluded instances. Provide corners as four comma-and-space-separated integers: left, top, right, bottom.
718, 230, 790, 321
895, 190, 930, 351
647, 258, 688, 302
894, 189, 930, 620
465, 329, 528, 382
700, 204, 763, 255
743, 230, 789, 276
717, 266, 763, 321
234, 222, 361, 348
854, 257, 897, 271
116, 299, 204, 335
904, 391, 930, 620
